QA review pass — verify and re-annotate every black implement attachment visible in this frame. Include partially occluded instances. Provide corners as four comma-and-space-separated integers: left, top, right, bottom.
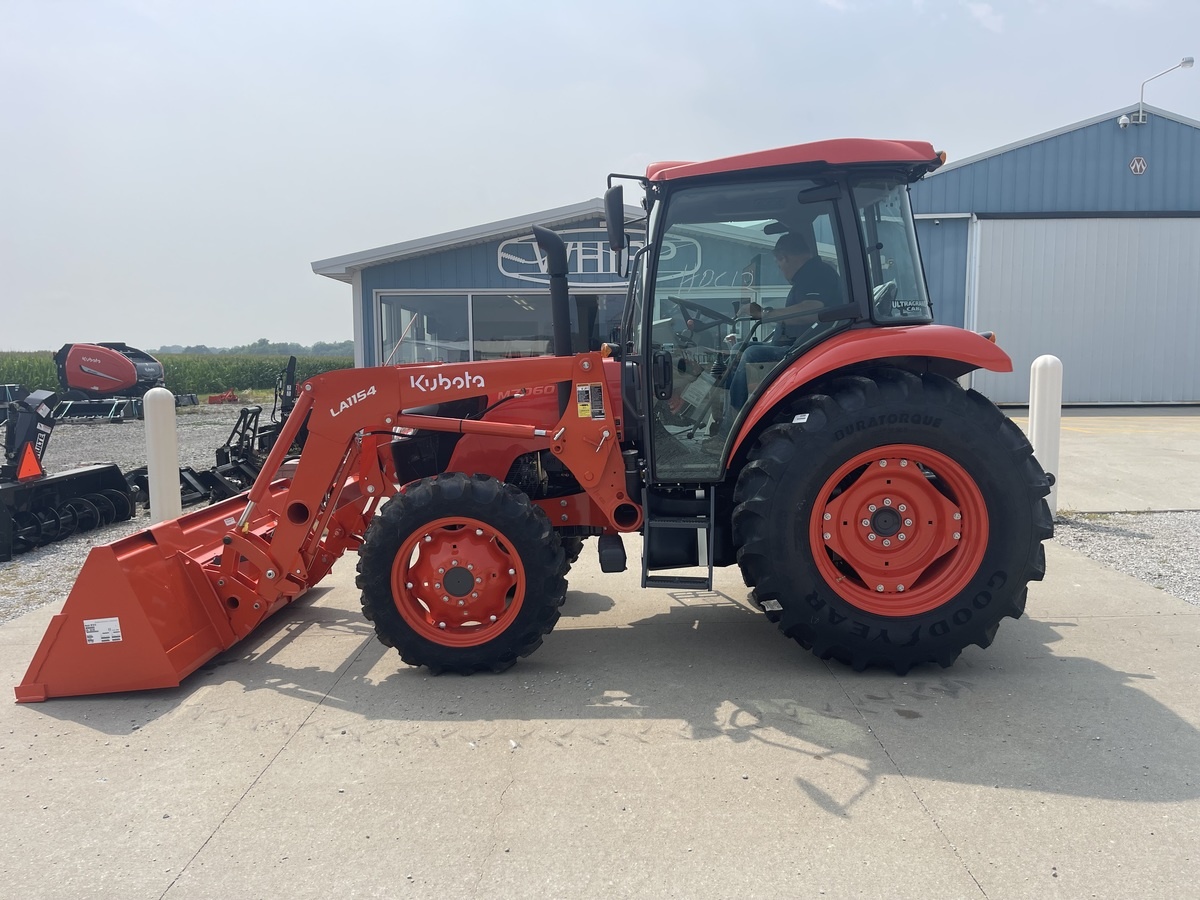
1, 391, 134, 561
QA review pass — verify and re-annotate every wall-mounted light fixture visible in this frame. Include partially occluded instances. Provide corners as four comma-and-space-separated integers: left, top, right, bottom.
1129, 56, 1194, 125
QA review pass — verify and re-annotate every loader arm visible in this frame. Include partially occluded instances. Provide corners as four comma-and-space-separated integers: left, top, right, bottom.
17, 351, 639, 701
228, 355, 640, 610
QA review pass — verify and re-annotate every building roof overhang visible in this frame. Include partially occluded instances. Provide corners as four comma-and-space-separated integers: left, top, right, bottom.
312, 199, 644, 284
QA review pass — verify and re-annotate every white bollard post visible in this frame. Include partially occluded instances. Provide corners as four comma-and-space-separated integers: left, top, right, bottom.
1028, 355, 1063, 516
144, 387, 183, 524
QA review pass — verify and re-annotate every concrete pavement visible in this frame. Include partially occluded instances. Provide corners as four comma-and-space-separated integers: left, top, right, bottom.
1011, 406, 1200, 512
1, 410, 1198, 899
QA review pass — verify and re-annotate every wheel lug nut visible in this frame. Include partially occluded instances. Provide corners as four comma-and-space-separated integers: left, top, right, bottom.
406, 582, 413, 589
823, 513, 831, 521
508, 568, 516, 575
476, 529, 484, 536
868, 533, 877, 541
879, 460, 887, 467
861, 518, 870, 527
904, 519, 912, 527
876, 584, 884, 592
434, 582, 440, 589
458, 600, 465, 606
883, 498, 892, 506
953, 512, 962, 520
438, 622, 446, 629
424, 535, 431, 542
900, 459, 908, 467
438, 568, 445, 574
489, 615, 497, 623
898, 504, 907, 512
471, 592, 478, 598
953, 532, 961, 540
823, 532, 831, 540
868, 504, 877, 512
476, 576, 482, 583
898, 533, 906, 541
451, 559, 457, 566
897, 584, 905, 591
882, 539, 891, 547
467, 564, 474, 570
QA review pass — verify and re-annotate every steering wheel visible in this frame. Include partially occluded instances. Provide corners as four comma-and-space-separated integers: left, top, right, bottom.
669, 296, 736, 330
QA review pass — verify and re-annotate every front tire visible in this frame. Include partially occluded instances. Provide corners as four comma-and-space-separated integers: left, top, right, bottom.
732, 369, 1052, 674
356, 473, 566, 674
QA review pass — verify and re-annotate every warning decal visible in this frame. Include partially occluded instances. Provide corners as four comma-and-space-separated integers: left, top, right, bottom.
84, 617, 123, 644
577, 383, 604, 419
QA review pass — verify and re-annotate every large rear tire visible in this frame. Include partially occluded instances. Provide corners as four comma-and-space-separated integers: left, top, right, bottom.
732, 369, 1052, 674
356, 473, 566, 674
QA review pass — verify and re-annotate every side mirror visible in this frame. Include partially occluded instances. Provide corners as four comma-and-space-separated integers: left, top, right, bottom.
604, 185, 626, 252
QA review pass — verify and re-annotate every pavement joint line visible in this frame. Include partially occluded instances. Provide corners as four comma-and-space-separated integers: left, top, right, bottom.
827, 664, 991, 899
156, 633, 378, 899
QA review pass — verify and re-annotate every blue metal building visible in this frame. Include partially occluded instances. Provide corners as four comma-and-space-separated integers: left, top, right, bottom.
911, 104, 1200, 404
312, 201, 644, 369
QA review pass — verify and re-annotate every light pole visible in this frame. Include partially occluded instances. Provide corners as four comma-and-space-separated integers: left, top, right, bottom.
1133, 56, 1194, 124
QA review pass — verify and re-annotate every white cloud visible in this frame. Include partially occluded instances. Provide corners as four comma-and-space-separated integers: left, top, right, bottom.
964, 1, 1004, 32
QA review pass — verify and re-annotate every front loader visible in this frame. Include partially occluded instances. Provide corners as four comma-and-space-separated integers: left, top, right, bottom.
17, 138, 1052, 701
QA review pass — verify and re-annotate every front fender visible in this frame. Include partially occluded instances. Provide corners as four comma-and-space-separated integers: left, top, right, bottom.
730, 325, 1012, 458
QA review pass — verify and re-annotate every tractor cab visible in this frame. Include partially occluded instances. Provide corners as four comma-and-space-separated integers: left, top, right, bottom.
603, 142, 948, 588
609, 151, 938, 485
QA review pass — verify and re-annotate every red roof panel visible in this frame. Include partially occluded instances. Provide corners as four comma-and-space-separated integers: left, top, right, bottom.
647, 139, 940, 181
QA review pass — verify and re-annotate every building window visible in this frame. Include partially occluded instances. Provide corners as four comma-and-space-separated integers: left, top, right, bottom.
378, 292, 626, 364
379, 294, 469, 364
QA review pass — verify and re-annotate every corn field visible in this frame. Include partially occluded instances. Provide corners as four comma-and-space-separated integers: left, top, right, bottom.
0, 351, 353, 397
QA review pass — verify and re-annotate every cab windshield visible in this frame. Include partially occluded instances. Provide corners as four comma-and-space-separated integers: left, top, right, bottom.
644, 177, 852, 481
852, 180, 933, 324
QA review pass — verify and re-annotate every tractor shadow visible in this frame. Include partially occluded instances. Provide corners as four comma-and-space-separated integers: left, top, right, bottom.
18, 582, 1200, 812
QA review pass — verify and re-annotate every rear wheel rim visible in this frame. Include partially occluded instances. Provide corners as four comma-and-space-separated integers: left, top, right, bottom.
390, 515, 526, 647
810, 443, 989, 616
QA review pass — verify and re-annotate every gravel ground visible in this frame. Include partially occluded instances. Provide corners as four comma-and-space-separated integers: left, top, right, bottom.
1052, 511, 1200, 606
3, 406, 1198, 626
1, 402, 256, 623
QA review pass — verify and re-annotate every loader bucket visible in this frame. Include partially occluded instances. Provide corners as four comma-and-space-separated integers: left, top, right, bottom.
15, 480, 298, 703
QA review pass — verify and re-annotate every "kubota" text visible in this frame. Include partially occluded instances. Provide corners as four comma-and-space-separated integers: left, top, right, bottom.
408, 372, 486, 393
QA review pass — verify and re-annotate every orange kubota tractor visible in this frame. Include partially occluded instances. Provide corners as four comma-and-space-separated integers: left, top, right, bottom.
17, 139, 1053, 702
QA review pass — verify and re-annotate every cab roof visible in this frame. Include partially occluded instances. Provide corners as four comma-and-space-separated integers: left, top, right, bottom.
646, 139, 941, 182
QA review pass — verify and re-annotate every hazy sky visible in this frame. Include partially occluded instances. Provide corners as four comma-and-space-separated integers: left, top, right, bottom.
2, 0, 1196, 352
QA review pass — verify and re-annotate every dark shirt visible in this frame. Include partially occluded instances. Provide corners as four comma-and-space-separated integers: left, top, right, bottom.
775, 257, 842, 343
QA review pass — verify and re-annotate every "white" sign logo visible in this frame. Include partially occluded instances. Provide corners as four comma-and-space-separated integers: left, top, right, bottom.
497, 228, 646, 288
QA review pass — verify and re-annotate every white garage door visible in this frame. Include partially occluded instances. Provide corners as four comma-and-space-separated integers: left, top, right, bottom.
969, 217, 1200, 404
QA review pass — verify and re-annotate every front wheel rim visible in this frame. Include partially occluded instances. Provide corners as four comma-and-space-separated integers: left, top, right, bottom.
390, 516, 526, 647
810, 444, 989, 616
